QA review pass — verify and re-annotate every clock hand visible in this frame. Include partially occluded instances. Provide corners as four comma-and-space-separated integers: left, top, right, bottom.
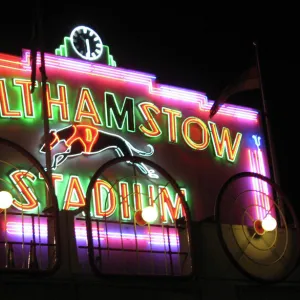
85, 39, 90, 58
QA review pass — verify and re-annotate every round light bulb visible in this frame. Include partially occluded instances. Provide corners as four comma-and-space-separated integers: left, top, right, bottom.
0, 190, 13, 209
141, 204, 158, 224
261, 214, 277, 231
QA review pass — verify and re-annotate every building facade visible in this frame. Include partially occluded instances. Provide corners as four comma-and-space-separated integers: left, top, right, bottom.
0, 26, 299, 299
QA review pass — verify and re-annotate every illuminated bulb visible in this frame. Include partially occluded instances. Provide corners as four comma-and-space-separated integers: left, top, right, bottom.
261, 214, 277, 232
0, 191, 13, 209
141, 204, 158, 224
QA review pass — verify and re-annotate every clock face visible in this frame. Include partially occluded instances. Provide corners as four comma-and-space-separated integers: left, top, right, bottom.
70, 26, 103, 61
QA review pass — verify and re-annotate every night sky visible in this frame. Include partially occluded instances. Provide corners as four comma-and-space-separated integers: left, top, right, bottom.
0, 3, 297, 213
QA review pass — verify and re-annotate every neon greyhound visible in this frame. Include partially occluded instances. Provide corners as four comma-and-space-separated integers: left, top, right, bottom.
39, 124, 158, 178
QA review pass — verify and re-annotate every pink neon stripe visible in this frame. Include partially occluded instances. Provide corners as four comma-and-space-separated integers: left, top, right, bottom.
248, 147, 273, 220
22, 63, 151, 86
254, 150, 271, 215
248, 150, 260, 220
249, 150, 262, 220
252, 151, 264, 219
22, 51, 156, 80
19, 50, 258, 121
5, 222, 179, 246
253, 151, 265, 219
257, 150, 270, 211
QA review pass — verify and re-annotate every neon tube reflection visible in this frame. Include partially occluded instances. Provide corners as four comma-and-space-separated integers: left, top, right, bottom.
5, 222, 179, 246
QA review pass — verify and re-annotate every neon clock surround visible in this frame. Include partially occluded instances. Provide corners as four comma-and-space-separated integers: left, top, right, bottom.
70, 25, 103, 61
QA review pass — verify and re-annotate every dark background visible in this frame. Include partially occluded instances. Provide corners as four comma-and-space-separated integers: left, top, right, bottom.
0, 3, 297, 214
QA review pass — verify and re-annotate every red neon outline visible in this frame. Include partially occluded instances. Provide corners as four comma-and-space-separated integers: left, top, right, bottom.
64, 125, 100, 153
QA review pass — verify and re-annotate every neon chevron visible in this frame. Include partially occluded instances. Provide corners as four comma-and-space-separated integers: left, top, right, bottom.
0, 50, 258, 121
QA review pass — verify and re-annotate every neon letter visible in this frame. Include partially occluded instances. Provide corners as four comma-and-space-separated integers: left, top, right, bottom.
208, 121, 242, 162
0, 79, 22, 118
119, 181, 130, 220
159, 187, 187, 223
133, 183, 143, 211
138, 102, 162, 137
182, 117, 210, 150
13, 79, 37, 117
63, 176, 86, 210
105, 92, 135, 132
9, 170, 38, 211
162, 107, 182, 143
46, 83, 69, 121
93, 179, 117, 218
74, 88, 102, 125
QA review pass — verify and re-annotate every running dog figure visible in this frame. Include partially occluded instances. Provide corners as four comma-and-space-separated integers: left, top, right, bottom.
40, 124, 158, 178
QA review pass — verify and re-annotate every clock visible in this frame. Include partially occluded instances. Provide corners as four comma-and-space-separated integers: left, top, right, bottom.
70, 26, 103, 61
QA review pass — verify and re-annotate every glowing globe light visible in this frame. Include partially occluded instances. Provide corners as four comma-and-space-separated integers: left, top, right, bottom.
141, 204, 158, 224
0, 190, 13, 209
261, 214, 277, 232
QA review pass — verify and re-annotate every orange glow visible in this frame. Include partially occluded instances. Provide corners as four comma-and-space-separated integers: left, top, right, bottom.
46, 83, 69, 121
93, 179, 117, 218
0, 79, 22, 117
74, 88, 102, 125
138, 102, 162, 137
63, 176, 86, 210
182, 117, 209, 150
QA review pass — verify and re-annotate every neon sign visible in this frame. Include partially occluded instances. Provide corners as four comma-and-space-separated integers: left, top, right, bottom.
0, 49, 266, 223
0, 32, 273, 277
1, 78, 244, 163
7, 170, 187, 224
